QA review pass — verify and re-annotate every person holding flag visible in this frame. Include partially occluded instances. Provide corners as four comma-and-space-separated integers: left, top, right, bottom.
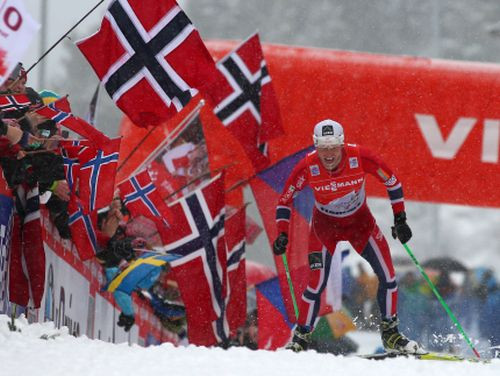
273, 119, 425, 355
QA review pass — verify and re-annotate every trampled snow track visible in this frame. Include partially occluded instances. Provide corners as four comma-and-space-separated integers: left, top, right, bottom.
0, 315, 499, 376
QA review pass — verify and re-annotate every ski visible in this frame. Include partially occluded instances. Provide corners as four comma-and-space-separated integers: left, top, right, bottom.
357, 351, 489, 363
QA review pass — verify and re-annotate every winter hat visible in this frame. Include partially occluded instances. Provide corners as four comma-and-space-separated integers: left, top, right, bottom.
39, 89, 61, 105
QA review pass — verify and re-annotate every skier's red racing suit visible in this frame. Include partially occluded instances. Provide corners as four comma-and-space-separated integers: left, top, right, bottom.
276, 144, 405, 327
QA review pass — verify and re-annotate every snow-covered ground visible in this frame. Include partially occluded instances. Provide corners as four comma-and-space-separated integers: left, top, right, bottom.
1, 315, 499, 376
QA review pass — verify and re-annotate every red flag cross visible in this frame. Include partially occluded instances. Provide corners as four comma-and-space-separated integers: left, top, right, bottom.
78, 138, 121, 213
68, 197, 100, 261
77, 0, 218, 127
35, 104, 109, 149
209, 33, 284, 171
118, 169, 172, 229
163, 173, 228, 346
0, 94, 31, 112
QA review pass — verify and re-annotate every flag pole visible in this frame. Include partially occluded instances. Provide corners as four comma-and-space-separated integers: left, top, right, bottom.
402, 242, 481, 359
26, 0, 106, 76
6, 0, 105, 92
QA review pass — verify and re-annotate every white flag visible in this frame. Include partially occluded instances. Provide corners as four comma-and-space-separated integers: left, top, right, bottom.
0, 0, 39, 86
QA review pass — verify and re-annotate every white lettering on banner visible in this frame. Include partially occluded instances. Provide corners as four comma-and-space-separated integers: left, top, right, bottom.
415, 114, 476, 159
482, 120, 500, 163
3, 6, 23, 33
415, 114, 500, 163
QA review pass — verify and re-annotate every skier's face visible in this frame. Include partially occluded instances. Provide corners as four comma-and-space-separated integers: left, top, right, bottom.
317, 145, 343, 170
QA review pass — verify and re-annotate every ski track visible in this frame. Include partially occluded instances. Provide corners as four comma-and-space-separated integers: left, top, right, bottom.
0, 315, 499, 376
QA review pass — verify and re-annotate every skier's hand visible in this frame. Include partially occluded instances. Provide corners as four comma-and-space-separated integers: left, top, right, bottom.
273, 232, 288, 255
391, 211, 412, 244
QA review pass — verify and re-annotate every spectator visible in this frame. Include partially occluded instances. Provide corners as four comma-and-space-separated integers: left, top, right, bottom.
96, 224, 141, 332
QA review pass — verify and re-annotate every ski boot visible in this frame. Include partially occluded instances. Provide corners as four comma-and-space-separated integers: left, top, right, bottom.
117, 313, 135, 332
381, 317, 426, 354
285, 325, 312, 352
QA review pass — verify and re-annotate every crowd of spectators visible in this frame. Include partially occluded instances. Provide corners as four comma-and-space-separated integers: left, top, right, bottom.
0, 63, 188, 337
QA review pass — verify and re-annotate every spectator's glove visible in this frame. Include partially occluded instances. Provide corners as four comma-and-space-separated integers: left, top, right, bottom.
391, 211, 412, 244
272, 232, 289, 255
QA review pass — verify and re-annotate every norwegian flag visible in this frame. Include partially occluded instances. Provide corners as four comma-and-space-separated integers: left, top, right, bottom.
47, 95, 72, 113
117, 169, 172, 230
208, 33, 284, 172
35, 101, 109, 149
62, 154, 79, 194
162, 172, 228, 346
225, 205, 247, 333
0, 93, 31, 113
59, 140, 96, 195
76, 0, 219, 128
60, 145, 84, 195
68, 197, 100, 261
78, 137, 121, 213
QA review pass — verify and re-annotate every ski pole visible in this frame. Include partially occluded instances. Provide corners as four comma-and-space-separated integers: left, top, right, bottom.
402, 243, 481, 359
282, 254, 300, 320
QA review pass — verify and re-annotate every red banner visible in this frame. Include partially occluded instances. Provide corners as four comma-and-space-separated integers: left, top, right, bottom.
120, 41, 500, 208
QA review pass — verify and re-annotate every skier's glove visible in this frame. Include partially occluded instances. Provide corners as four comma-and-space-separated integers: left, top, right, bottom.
273, 232, 289, 255
391, 211, 412, 244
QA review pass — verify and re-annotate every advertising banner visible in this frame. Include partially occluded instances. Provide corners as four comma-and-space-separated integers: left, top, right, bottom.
0, 0, 39, 86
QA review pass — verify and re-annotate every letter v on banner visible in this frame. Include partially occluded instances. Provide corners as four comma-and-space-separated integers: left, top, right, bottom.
416, 114, 500, 163
415, 114, 477, 159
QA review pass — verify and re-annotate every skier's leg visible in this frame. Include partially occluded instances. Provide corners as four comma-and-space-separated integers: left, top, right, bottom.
358, 225, 397, 320
287, 224, 334, 352
359, 224, 425, 354
297, 231, 333, 328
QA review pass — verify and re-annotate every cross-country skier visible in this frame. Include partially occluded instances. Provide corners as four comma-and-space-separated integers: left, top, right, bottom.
273, 119, 425, 354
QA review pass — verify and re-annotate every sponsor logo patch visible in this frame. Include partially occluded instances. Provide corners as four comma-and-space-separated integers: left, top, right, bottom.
309, 164, 320, 176
313, 178, 364, 191
349, 157, 358, 169
322, 125, 334, 136
308, 252, 323, 270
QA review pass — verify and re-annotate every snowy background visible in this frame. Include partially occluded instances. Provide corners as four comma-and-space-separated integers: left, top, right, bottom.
17, 0, 500, 289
